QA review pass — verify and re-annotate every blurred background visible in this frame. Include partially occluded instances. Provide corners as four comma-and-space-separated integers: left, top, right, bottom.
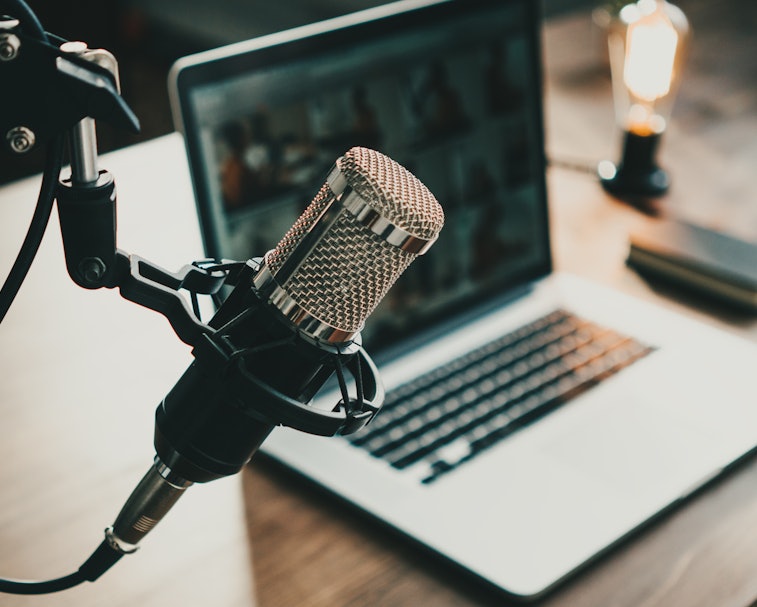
2, 0, 754, 191
0, 0, 595, 185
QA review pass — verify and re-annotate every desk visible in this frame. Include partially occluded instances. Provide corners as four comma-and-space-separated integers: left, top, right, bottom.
1, 8, 756, 607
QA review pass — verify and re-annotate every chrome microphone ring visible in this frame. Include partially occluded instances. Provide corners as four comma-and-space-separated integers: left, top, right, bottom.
252, 262, 361, 344
326, 163, 438, 255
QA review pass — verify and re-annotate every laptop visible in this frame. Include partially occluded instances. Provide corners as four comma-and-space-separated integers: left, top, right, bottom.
168, 0, 757, 598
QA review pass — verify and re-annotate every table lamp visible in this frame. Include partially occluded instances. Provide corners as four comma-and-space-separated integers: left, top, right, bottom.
598, 0, 689, 200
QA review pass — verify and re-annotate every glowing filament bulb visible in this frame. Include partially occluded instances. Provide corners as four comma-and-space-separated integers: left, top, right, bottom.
623, 5, 678, 102
599, 0, 689, 198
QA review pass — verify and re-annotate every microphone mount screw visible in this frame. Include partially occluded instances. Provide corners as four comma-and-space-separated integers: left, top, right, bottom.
6, 126, 36, 153
79, 257, 107, 286
0, 17, 21, 62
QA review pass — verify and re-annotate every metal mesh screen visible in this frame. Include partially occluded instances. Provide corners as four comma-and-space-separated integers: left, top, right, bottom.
275, 210, 414, 332
265, 183, 331, 273
266, 148, 443, 333
338, 147, 445, 240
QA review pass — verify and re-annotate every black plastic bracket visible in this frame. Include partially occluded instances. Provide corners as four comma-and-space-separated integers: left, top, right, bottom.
116, 253, 237, 347
57, 171, 118, 288
0, 25, 139, 155
192, 330, 385, 437
232, 346, 384, 436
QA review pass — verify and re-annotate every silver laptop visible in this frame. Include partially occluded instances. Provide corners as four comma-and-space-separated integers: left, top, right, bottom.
168, 0, 757, 598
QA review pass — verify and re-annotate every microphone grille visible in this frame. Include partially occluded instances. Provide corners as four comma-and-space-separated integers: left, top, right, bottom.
264, 148, 444, 341
338, 147, 445, 240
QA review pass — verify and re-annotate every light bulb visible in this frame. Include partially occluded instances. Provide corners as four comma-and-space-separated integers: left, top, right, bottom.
600, 0, 690, 201
624, 6, 677, 99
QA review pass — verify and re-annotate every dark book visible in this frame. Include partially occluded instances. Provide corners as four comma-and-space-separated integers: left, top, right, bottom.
627, 217, 757, 312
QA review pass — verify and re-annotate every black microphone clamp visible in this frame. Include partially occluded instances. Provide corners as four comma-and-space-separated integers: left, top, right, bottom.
155, 257, 384, 485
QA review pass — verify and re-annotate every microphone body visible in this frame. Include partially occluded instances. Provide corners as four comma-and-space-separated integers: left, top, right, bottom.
108, 147, 444, 551
154, 264, 358, 484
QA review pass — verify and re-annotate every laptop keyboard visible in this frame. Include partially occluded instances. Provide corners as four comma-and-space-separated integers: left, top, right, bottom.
348, 309, 654, 484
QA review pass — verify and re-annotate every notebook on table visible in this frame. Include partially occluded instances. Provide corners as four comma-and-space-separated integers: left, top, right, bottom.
168, 0, 757, 598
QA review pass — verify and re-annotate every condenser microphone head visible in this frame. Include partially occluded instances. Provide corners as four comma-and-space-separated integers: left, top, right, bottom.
254, 147, 444, 344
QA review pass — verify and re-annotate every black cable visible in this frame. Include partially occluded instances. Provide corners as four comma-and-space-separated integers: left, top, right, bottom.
0, 0, 58, 325
0, 539, 124, 594
546, 155, 599, 176
0, 134, 65, 324
0, 1, 117, 595
0, 571, 85, 595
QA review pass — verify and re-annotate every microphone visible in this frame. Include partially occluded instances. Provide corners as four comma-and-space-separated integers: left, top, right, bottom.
104, 147, 444, 556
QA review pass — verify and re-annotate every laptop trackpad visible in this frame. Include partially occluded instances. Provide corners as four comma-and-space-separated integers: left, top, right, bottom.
541, 394, 725, 505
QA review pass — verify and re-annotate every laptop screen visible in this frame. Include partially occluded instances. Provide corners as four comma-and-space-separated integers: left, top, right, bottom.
171, 0, 550, 351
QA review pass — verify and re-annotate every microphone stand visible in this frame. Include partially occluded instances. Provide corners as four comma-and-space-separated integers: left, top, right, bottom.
0, 4, 384, 593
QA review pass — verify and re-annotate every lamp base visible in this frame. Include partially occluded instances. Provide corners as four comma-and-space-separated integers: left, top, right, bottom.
599, 162, 670, 198
599, 131, 670, 201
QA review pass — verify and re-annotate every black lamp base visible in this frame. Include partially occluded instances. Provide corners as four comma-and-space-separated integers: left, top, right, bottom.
599, 131, 669, 200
